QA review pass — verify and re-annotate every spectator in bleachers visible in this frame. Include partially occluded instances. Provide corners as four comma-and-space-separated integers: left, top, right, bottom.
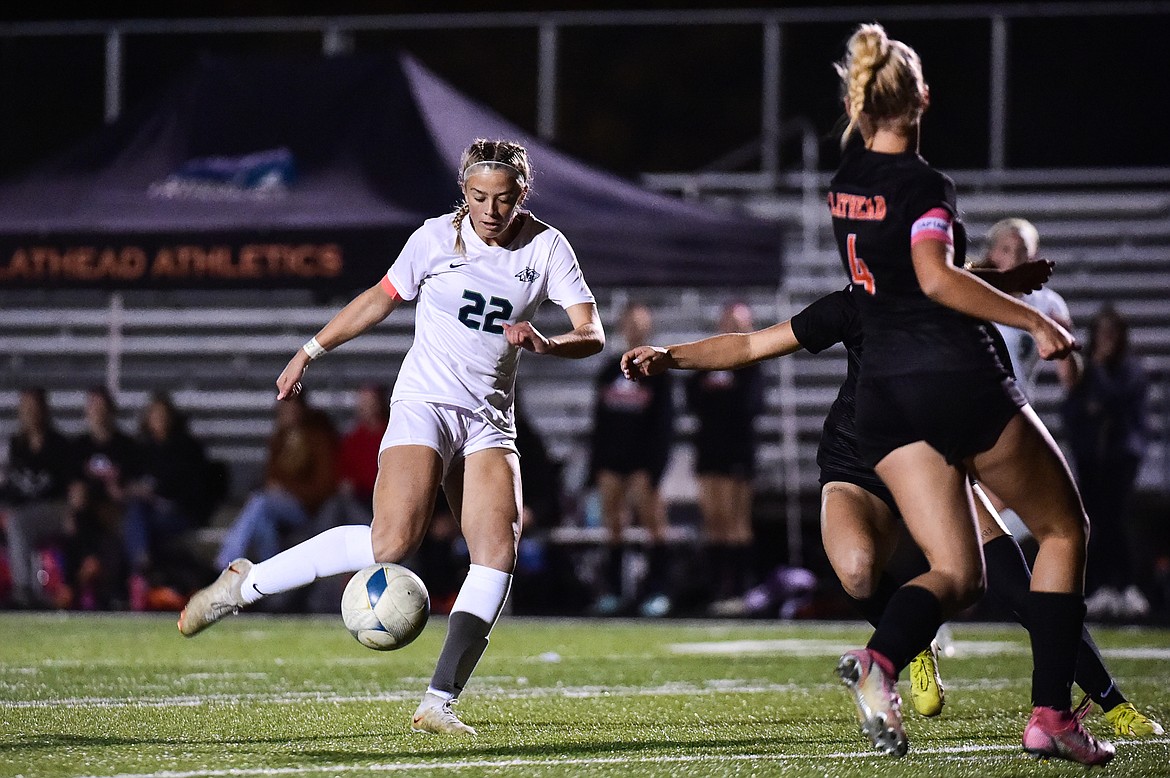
587, 301, 676, 616
124, 391, 218, 610
686, 300, 766, 611
336, 383, 389, 511
215, 390, 339, 572
1, 387, 73, 608
1062, 304, 1152, 620
69, 386, 139, 609
299, 384, 386, 613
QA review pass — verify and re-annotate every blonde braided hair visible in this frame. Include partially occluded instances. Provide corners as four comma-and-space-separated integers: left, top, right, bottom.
835, 23, 928, 149
452, 138, 533, 256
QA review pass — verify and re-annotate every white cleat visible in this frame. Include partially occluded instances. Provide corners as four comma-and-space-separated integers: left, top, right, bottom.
411, 692, 477, 736
177, 558, 252, 637
837, 648, 908, 757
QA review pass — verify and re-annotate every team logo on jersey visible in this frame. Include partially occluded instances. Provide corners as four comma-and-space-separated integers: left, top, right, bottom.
514, 267, 540, 283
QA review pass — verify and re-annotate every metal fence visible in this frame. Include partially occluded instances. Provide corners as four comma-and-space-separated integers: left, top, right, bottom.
3, 3, 1170, 187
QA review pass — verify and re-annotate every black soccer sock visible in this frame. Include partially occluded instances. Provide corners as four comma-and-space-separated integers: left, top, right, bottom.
984, 536, 1125, 709
983, 534, 1031, 621
1026, 591, 1086, 710
866, 585, 943, 674
429, 611, 491, 697
849, 573, 901, 629
1077, 629, 1127, 710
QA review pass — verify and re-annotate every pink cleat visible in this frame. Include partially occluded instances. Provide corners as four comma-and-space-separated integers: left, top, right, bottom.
836, 648, 908, 757
1023, 705, 1115, 767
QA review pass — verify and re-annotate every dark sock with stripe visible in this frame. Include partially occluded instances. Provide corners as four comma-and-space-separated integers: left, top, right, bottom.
866, 585, 943, 675
984, 535, 1125, 709
1078, 630, 1127, 711
429, 611, 491, 698
849, 573, 901, 628
1027, 591, 1086, 710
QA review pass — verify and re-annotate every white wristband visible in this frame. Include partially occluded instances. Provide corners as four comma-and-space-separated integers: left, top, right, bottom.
302, 337, 327, 360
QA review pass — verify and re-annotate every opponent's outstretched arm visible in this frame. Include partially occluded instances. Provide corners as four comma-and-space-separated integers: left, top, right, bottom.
622, 320, 801, 379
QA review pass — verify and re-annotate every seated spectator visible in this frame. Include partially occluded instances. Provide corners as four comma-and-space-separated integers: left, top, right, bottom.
300, 384, 387, 613
124, 391, 220, 610
69, 386, 140, 609
1, 387, 74, 608
336, 383, 389, 510
215, 390, 339, 573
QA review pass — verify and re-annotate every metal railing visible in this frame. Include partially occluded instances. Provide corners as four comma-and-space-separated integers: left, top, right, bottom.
4, 2, 1170, 183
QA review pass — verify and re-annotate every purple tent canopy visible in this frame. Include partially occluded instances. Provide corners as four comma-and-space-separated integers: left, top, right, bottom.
0, 52, 782, 291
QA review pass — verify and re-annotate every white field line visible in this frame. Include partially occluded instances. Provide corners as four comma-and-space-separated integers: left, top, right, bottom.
10, 639, 1170, 667
1, 676, 1033, 710
667, 638, 1170, 660
69, 740, 1170, 778
0, 680, 818, 709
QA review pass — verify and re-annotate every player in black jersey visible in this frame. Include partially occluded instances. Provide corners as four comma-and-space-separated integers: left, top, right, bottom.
621, 285, 1162, 741
823, 23, 1110, 763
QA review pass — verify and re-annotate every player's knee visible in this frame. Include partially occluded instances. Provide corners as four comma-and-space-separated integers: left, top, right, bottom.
951, 568, 987, 610
1027, 507, 1089, 550
465, 533, 517, 570
836, 552, 880, 600
369, 521, 425, 563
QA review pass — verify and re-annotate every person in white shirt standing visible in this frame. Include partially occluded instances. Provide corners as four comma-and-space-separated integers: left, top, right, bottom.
177, 138, 605, 736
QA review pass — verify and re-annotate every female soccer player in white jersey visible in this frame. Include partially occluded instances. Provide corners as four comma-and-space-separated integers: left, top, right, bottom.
178, 138, 605, 736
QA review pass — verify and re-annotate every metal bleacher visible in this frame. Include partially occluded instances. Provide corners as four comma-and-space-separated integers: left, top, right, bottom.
2, 188, 1169, 506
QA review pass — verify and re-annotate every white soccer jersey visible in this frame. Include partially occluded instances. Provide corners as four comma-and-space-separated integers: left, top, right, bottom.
384, 211, 594, 436
994, 286, 1071, 388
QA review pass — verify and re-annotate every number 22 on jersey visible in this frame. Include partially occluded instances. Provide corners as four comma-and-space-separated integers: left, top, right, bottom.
847, 234, 876, 294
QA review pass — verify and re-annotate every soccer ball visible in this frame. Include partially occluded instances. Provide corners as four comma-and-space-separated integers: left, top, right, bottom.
341, 563, 430, 650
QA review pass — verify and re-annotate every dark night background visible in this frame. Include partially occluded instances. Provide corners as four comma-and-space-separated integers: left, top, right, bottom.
1, 1, 1166, 182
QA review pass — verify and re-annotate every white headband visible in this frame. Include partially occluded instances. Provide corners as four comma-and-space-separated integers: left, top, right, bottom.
462, 160, 527, 186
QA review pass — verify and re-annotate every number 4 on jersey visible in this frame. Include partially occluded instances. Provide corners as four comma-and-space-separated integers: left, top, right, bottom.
847, 234, 876, 294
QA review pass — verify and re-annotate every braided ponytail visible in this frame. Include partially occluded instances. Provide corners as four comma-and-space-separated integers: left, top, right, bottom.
835, 23, 927, 149
451, 201, 471, 257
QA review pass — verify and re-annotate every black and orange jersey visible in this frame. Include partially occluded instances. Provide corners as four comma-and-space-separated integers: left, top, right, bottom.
828, 139, 1004, 378
790, 287, 869, 485
790, 285, 1018, 490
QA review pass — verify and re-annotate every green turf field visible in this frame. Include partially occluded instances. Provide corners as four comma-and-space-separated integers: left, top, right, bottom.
1, 613, 1168, 777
